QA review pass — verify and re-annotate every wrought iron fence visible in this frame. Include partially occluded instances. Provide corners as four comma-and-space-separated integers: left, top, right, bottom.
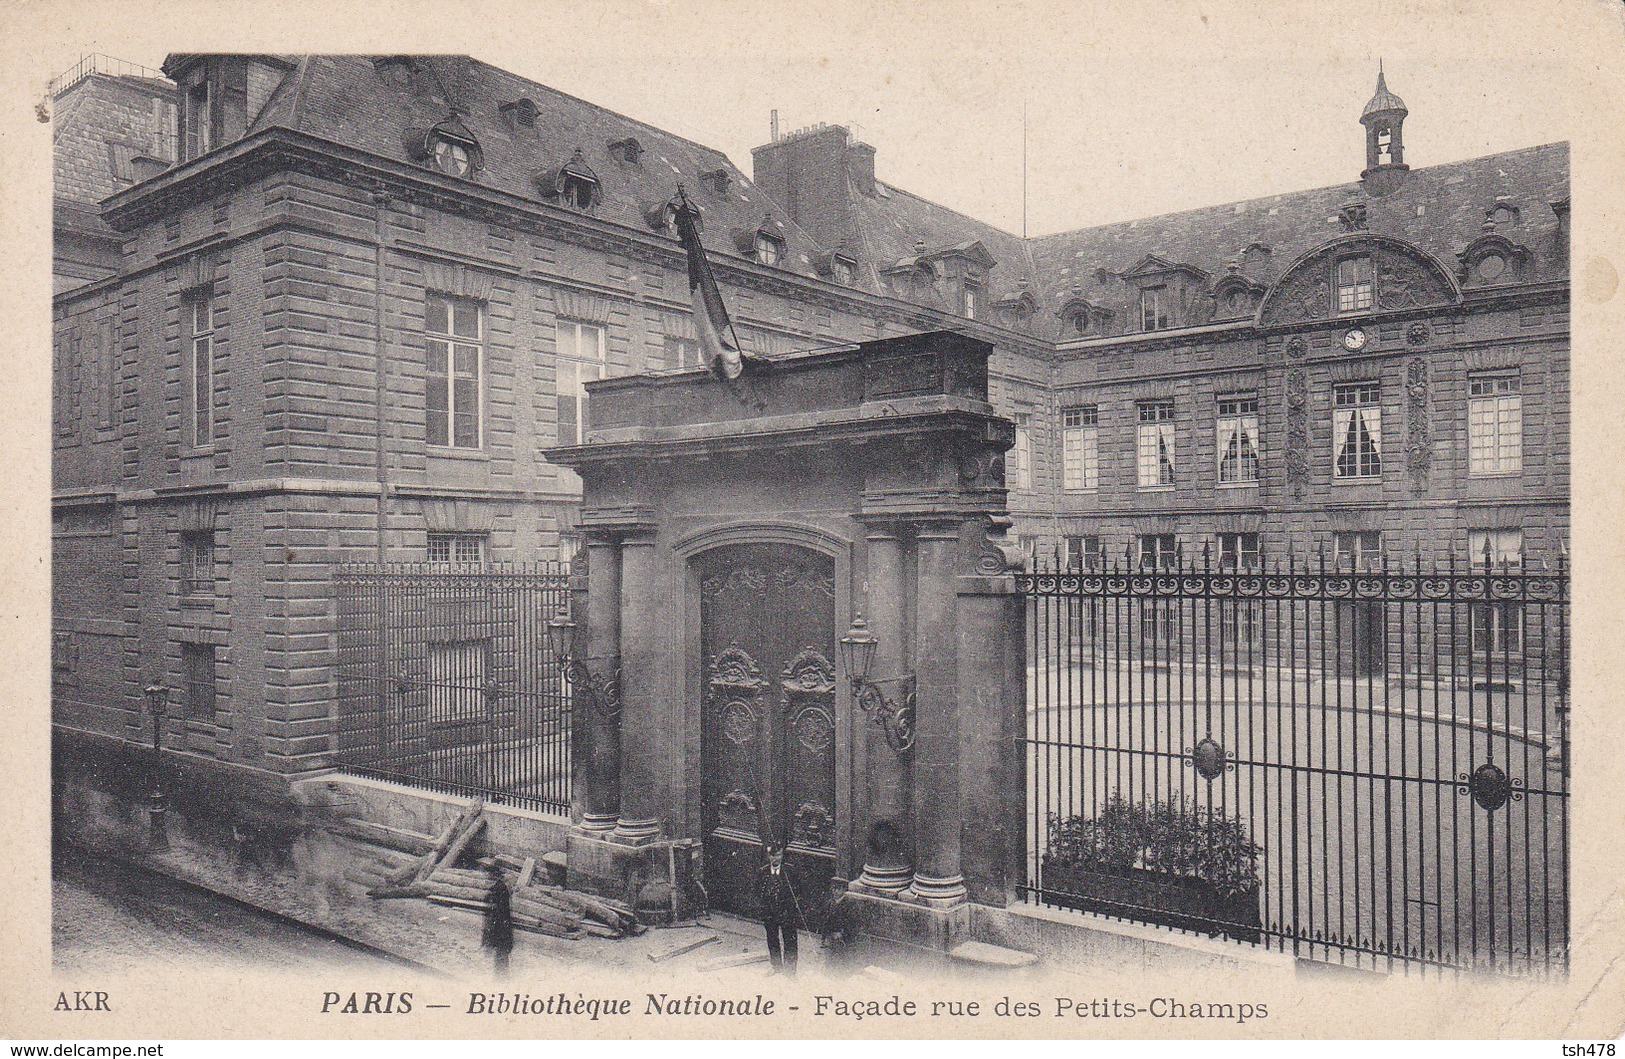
1019, 547, 1569, 977
334, 562, 574, 815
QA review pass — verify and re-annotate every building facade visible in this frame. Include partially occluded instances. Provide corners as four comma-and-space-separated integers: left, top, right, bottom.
51, 55, 1568, 781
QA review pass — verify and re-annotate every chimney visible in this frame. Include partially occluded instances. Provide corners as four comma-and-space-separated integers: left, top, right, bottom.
751, 123, 863, 250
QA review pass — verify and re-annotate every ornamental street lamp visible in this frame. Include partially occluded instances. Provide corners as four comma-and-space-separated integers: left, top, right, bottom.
142, 684, 170, 852
839, 613, 915, 757
547, 607, 621, 719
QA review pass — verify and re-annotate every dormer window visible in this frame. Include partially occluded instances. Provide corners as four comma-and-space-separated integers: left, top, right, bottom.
832, 256, 855, 286
500, 97, 538, 129
435, 140, 473, 176
754, 231, 783, 266
1140, 287, 1168, 331
374, 56, 418, 88
1071, 312, 1089, 335
962, 281, 983, 320
1336, 256, 1374, 313
701, 168, 732, 197
608, 137, 644, 165
536, 150, 602, 211
407, 116, 484, 179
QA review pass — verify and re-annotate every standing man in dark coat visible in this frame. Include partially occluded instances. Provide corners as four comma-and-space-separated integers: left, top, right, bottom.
479, 858, 514, 978
756, 844, 800, 975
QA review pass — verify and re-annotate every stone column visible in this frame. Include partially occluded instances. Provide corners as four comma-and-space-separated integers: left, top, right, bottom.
955, 570, 1026, 906
856, 523, 914, 893
611, 531, 665, 843
578, 536, 622, 833
908, 521, 967, 905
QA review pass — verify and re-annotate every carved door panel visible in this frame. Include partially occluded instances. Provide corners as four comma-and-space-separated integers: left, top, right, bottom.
698, 543, 837, 923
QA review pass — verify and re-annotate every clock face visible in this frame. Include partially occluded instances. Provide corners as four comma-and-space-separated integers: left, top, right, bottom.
1343, 328, 1368, 351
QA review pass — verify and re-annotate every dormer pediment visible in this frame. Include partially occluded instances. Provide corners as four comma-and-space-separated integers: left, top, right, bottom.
1457, 232, 1531, 286
1121, 253, 1208, 283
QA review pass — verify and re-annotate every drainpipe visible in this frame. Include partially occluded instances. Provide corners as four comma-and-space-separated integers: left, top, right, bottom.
372, 189, 390, 562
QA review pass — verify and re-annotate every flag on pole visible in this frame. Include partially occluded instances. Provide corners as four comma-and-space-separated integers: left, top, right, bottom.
673, 188, 745, 380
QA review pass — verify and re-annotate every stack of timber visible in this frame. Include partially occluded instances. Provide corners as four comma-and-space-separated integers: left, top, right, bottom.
339, 803, 642, 940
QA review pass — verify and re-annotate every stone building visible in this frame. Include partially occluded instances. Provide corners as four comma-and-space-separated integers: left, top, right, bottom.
51, 56, 1566, 783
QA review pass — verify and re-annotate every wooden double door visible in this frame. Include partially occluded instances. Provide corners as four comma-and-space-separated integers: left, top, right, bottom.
696, 543, 838, 926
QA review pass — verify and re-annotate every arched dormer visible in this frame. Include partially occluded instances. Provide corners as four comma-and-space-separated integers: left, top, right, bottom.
1054, 294, 1112, 338
404, 113, 483, 178
1258, 235, 1458, 326
1211, 267, 1267, 321
1458, 231, 1531, 286
535, 149, 602, 211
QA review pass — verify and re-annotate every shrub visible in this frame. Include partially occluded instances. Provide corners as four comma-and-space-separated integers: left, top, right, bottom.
1044, 797, 1261, 898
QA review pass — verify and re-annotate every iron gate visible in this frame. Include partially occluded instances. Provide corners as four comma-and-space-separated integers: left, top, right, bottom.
334, 562, 573, 814
1019, 548, 1569, 976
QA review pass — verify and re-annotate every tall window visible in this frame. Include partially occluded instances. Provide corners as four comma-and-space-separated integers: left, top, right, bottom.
1333, 382, 1382, 479
1140, 287, 1168, 331
1061, 405, 1099, 492
1336, 256, 1374, 313
1217, 532, 1260, 570
963, 282, 982, 320
427, 532, 486, 565
184, 81, 212, 160
1216, 395, 1260, 485
426, 294, 482, 449
182, 642, 217, 720
187, 295, 217, 448
1468, 372, 1522, 475
1009, 412, 1033, 490
556, 321, 606, 446
1332, 530, 1382, 569
1137, 399, 1176, 489
1065, 535, 1102, 570
1137, 533, 1178, 570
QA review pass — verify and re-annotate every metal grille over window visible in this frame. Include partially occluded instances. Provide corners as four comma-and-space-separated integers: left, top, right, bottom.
1469, 372, 1523, 475
426, 294, 482, 449
427, 532, 486, 565
1062, 405, 1099, 491
1337, 256, 1374, 313
1137, 399, 1176, 488
1217, 395, 1260, 484
182, 642, 217, 719
1333, 382, 1382, 479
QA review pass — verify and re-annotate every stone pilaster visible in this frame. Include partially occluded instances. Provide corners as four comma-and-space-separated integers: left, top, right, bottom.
856, 523, 914, 893
611, 532, 665, 843
579, 536, 622, 833
908, 522, 967, 905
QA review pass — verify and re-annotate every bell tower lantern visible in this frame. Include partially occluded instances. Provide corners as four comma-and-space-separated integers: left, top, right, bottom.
1360, 66, 1410, 197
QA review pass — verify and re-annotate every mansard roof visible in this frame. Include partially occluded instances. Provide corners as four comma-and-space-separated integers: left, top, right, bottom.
844, 178, 1035, 303
1026, 142, 1569, 328
237, 55, 835, 282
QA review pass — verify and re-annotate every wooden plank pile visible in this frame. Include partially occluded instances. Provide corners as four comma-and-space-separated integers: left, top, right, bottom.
342, 802, 643, 941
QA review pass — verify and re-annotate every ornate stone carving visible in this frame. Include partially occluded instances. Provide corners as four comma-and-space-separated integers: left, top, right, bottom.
702, 567, 768, 597
1407, 322, 1430, 346
1376, 253, 1442, 311
1404, 357, 1430, 488
774, 564, 836, 598
1286, 335, 1308, 359
1284, 368, 1310, 499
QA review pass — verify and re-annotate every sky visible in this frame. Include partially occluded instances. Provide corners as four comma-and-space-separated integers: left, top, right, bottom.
33, 0, 1613, 237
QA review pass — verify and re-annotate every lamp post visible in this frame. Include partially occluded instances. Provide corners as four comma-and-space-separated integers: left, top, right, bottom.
142, 684, 169, 852
839, 614, 915, 757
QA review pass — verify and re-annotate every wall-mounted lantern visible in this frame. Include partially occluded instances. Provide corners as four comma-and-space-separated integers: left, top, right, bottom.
547, 608, 621, 718
839, 614, 915, 757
